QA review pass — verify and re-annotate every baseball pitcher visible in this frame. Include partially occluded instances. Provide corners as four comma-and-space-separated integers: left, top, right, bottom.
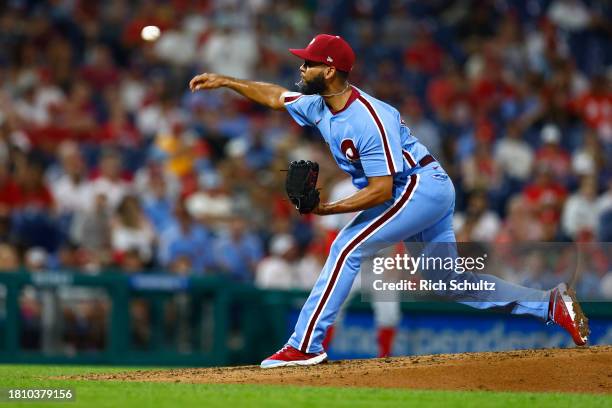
189, 34, 590, 368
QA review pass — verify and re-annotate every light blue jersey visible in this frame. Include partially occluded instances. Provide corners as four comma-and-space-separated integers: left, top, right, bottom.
283, 87, 430, 192
276, 86, 550, 356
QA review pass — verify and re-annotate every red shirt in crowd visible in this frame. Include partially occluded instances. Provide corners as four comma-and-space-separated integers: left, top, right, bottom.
12, 185, 54, 211
0, 179, 19, 211
522, 182, 567, 208
572, 92, 612, 130
535, 146, 571, 178
404, 37, 444, 75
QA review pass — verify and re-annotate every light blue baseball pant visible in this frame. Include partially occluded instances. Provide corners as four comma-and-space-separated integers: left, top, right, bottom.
287, 165, 550, 354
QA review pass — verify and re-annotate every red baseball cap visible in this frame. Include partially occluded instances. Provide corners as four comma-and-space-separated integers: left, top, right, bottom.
289, 34, 355, 73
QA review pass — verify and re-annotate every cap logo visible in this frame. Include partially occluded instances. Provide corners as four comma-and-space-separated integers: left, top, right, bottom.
327, 56, 333, 62
309, 38, 316, 46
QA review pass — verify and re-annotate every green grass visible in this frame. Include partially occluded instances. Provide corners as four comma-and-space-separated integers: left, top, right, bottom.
0, 365, 610, 408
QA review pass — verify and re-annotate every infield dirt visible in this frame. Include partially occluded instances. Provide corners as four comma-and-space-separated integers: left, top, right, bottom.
80, 346, 612, 394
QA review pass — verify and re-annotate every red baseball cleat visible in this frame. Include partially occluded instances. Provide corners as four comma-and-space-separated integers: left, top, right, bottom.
260, 345, 327, 369
548, 283, 590, 346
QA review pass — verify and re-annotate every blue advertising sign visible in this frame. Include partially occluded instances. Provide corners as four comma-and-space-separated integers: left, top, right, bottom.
129, 275, 190, 291
288, 310, 612, 360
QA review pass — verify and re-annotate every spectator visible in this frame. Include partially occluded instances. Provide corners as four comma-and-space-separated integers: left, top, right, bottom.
575, 251, 607, 298
403, 26, 445, 77
185, 172, 233, 225
158, 200, 213, 275
136, 91, 185, 142
199, 21, 258, 80
494, 122, 534, 182
118, 248, 146, 274
455, 190, 502, 242
97, 103, 141, 149
517, 251, 558, 290
561, 176, 599, 239
24, 247, 49, 272
142, 176, 175, 235
80, 44, 120, 92
111, 195, 155, 265
522, 164, 568, 222
87, 149, 130, 211
70, 193, 112, 271
153, 121, 198, 178
572, 73, 612, 142
11, 159, 59, 251
13, 159, 54, 212
461, 137, 501, 193
244, 128, 275, 171
13, 74, 48, 128
169, 255, 193, 276
60, 80, 97, 141
601, 272, 612, 299
0, 243, 19, 272
256, 234, 300, 289
51, 141, 91, 215
214, 217, 263, 282
426, 62, 469, 123
134, 156, 181, 205
0, 160, 18, 215
572, 130, 605, 177
547, 0, 593, 33
495, 195, 543, 243
456, 1, 497, 53
535, 124, 571, 180
294, 242, 326, 290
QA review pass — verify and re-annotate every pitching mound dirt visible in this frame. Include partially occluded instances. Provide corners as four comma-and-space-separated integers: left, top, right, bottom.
79, 346, 612, 394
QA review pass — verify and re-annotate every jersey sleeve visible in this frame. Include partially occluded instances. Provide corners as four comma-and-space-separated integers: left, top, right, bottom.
282, 92, 320, 127
355, 120, 403, 178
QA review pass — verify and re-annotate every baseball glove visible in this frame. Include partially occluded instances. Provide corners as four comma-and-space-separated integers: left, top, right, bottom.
285, 160, 320, 214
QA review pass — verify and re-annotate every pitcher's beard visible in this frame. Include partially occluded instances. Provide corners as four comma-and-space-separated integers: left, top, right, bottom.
297, 73, 327, 95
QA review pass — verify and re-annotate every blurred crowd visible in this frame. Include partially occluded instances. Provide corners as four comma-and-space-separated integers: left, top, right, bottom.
0, 0, 610, 292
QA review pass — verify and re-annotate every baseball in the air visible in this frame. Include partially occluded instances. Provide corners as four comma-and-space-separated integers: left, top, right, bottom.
141, 25, 161, 41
